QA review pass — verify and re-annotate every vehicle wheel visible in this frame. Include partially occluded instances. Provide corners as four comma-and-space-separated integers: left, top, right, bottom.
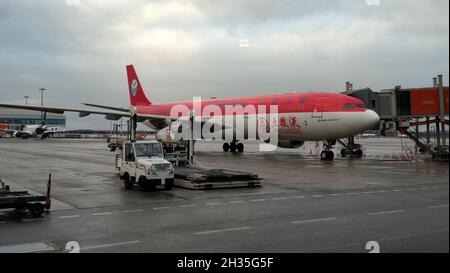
341, 149, 348, 157
124, 174, 133, 190
29, 203, 44, 217
164, 181, 174, 191
139, 177, 155, 191
237, 143, 244, 153
230, 142, 237, 153
327, 151, 335, 161
320, 151, 328, 161
223, 143, 230, 152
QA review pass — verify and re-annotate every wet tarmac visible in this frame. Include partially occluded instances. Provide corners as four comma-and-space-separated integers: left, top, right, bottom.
0, 137, 448, 253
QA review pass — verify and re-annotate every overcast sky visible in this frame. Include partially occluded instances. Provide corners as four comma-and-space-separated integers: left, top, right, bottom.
0, 0, 448, 129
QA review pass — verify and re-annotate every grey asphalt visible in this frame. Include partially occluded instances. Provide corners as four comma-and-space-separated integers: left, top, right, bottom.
0, 138, 448, 253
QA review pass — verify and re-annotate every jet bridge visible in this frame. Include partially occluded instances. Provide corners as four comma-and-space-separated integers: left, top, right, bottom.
345, 75, 449, 161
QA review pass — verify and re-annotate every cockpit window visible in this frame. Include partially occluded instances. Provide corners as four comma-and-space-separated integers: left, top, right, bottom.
343, 103, 368, 110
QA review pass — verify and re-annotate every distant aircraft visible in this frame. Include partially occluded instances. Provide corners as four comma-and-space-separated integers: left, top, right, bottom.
0, 65, 380, 160
1, 124, 64, 139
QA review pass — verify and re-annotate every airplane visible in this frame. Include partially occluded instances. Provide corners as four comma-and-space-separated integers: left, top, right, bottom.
0, 124, 64, 139
0, 65, 380, 160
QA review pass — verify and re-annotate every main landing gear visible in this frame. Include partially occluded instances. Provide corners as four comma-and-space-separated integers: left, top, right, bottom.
223, 141, 244, 153
337, 138, 363, 158
321, 141, 335, 161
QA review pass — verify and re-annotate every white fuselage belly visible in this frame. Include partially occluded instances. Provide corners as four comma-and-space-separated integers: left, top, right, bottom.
224, 112, 374, 142
276, 112, 372, 141
154, 110, 378, 144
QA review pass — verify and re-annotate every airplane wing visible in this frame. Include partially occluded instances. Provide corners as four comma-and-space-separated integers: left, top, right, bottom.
0, 103, 172, 122
0, 103, 233, 130
82, 103, 130, 113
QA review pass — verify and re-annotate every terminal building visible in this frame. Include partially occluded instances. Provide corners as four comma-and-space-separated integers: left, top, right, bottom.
0, 108, 66, 130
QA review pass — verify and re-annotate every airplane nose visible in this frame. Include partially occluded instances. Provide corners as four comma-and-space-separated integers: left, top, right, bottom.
364, 109, 380, 129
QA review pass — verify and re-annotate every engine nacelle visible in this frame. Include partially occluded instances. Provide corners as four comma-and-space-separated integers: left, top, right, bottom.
277, 140, 305, 149
35, 126, 46, 135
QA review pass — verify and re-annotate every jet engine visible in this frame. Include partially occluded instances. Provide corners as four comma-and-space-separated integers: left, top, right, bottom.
35, 126, 46, 135
277, 140, 305, 149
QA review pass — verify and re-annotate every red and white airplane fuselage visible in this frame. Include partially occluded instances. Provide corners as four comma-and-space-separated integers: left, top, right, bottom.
126, 65, 380, 145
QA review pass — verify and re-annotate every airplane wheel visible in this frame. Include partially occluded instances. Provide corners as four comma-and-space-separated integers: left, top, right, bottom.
354, 149, 363, 158
237, 143, 244, 153
341, 149, 348, 157
321, 151, 334, 161
230, 142, 237, 153
223, 143, 230, 152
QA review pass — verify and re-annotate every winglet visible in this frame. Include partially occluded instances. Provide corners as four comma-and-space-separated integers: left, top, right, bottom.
126, 65, 152, 106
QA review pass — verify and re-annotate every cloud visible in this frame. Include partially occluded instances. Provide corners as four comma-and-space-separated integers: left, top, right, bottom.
0, 0, 448, 129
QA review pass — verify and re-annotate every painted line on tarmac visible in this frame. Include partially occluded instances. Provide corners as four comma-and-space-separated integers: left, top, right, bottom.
369, 210, 405, 216
345, 192, 359, 196
291, 195, 306, 199
292, 217, 337, 224
429, 204, 449, 209
21, 218, 44, 223
229, 200, 245, 204
195, 226, 251, 235
0, 221, 6, 224
153, 207, 171, 210
83, 240, 140, 250
59, 215, 80, 219
271, 197, 288, 201
92, 212, 112, 216
205, 202, 222, 206
250, 199, 265, 202
124, 209, 144, 213
362, 191, 375, 194
179, 204, 197, 208
329, 194, 343, 196
312, 195, 325, 198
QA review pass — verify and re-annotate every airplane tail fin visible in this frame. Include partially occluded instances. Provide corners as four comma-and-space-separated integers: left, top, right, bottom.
126, 65, 152, 106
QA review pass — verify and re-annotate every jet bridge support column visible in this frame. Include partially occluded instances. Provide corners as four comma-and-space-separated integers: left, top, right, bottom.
438, 75, 447, 147
187, 110, 194, 164
426, 117, 431, 144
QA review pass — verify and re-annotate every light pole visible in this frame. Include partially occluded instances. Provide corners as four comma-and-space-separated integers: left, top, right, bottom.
24, 96, 29, 105
39, 88, 46, 121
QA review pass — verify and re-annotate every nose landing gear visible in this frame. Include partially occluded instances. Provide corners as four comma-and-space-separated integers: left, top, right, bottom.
321, 140, 336, 161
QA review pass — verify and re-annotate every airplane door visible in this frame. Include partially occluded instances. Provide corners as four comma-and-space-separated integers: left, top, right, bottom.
125, 143, 136, 176
311, 96, 326, 118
